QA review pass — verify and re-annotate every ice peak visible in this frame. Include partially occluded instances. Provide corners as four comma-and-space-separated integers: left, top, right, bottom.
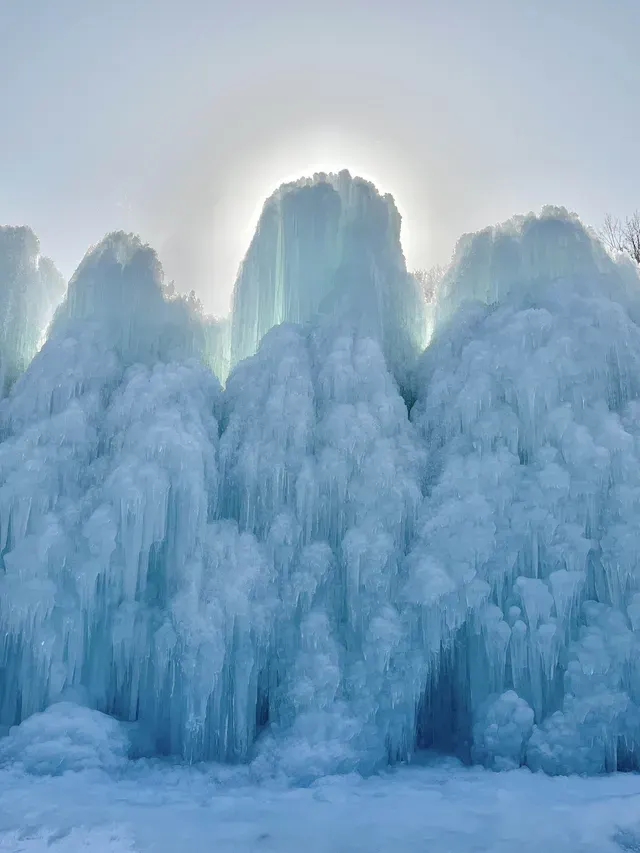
229, 171, 425, 384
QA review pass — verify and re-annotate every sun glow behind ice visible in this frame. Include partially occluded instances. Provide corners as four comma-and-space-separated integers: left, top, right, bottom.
204, 127, 419, 316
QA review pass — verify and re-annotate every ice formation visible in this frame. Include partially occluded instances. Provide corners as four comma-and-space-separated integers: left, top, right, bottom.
0, 226, 65, 396
2, 189, 640, 779
229, 170, 426, 383
0, 702, 130, 775
411, 208, 640, 773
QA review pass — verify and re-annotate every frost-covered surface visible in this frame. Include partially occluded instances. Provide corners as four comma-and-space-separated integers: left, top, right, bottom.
229, 170, 426, 382
0, 225, 427, 771
1, 758, 640, 852
3, 199, 640, 779
0, 226, 65, 396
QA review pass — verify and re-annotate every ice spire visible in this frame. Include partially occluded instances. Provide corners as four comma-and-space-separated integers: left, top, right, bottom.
229, 171, 426, 384
0, 226, 65, 396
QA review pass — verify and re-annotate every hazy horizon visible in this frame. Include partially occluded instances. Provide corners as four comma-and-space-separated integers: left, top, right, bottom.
2, 0, 639, 315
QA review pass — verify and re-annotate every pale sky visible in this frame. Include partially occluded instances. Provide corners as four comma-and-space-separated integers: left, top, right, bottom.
1, 0, 639, 315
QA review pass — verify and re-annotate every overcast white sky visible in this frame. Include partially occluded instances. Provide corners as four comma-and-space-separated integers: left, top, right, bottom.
1, 0, 639, 315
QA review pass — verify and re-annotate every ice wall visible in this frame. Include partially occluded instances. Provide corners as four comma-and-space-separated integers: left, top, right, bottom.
0, 225, 425, 769
229, 171, 426, 384
410, 209, 640, 773
221, 323, 425, 775
202, 314, 231, 385
0, 226, 65, 396
3, 200, 640, 779
0, 232, 226, 753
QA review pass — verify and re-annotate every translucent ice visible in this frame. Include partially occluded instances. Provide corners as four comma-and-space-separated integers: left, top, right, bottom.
0, 226, 65, 395
229, 171, 427, 383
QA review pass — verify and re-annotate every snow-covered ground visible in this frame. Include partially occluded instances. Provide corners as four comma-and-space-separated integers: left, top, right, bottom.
1, 759, 639, 852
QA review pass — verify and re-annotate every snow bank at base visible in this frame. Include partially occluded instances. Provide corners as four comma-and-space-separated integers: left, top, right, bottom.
1, 760, 640, 852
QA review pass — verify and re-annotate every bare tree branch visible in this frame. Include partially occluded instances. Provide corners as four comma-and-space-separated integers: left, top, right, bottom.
601, 211, 640, 264
627, 211, 640, 264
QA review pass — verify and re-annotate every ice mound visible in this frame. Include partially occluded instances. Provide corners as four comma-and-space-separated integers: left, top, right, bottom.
219, 322, 426, 767
0, 234, 224, 757
0, 703, 129, 775
472, 691, 534, 771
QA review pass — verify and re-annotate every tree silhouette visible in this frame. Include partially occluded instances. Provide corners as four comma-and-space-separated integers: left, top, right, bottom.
601, 212, 640, 264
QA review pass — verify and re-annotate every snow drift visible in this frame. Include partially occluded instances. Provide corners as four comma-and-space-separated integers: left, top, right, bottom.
1, 189, 640, 779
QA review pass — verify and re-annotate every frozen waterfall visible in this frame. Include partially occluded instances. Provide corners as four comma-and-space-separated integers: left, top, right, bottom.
1, 188, 640, 779
229, 170, 427, 385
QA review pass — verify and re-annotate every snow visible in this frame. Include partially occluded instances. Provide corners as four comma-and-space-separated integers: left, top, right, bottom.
1, 758, 640, 852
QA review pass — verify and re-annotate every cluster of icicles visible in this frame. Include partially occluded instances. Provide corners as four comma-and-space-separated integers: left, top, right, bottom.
1, 193, 640, 780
